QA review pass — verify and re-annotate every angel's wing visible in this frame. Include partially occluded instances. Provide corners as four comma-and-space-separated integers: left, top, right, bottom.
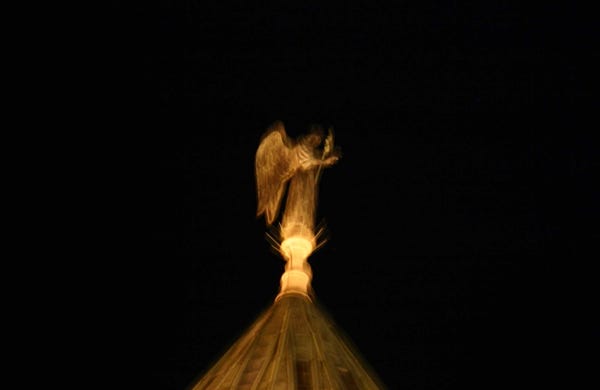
255, 122, 297, 225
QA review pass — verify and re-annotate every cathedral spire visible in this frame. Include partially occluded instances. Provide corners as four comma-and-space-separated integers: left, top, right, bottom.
188, 123, 385, 389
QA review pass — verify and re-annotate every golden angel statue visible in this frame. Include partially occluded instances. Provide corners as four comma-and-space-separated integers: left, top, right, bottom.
255, 121, 340, 244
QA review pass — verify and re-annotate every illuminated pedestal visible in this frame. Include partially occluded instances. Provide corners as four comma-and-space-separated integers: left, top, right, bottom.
188, 226, 387, 388
277, 236, 314, 299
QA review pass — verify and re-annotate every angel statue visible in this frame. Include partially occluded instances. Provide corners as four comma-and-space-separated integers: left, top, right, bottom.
255, 121, 340, 255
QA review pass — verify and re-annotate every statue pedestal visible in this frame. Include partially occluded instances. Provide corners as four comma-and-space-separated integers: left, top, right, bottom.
276, 236, 314, 300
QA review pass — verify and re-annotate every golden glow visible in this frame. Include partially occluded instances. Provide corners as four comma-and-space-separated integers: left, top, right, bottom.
188, 126, 386, 389
255, 122, 340, 298
280, 236, 314, 262
277, 236, 314, 298
190, 294, 386, 389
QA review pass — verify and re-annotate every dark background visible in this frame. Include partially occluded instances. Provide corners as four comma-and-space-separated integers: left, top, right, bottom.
101, 2, 597, 389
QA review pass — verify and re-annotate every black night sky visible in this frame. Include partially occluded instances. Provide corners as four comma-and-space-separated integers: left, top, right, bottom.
102, 2, 597, 390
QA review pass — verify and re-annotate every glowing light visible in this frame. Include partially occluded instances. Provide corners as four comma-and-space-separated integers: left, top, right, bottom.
280, 236, 314, 262
187, 124, 386, 389
277, 236, 314, 298
255, 122, 339, 298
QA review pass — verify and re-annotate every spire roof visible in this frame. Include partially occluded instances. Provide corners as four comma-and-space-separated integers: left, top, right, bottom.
190, 293, 385, 389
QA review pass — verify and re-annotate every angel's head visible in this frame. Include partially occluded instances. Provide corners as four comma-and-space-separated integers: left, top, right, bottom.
302, 127, 324, 148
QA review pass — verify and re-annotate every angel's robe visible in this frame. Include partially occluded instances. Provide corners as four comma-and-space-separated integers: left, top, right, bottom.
280, 167, 317, 242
